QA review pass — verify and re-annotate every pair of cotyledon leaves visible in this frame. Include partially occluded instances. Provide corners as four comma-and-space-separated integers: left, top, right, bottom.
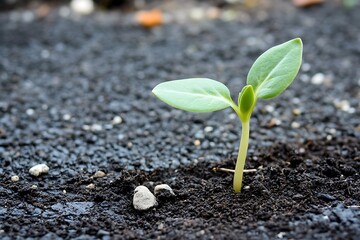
152, 38, 303, 119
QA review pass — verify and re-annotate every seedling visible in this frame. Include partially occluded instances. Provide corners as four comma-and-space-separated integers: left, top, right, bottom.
152, 38, 303, 192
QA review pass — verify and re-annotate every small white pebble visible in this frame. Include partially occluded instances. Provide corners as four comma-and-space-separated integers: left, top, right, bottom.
11, 175, 19, 182
31, 185, 38, 189
277, 232, 286, 239
70, 0, 95, 15
326, 135, 332, 141
204, 126, 213, 133
347, 107, 356, 114
133, 186, 157, 211
112, 116, 122, 125
82, 125, 91, 131
190, 8, 206, 20
329, 128, 337, 135
29, 164, 49, 177
86, 183, 95, 189
264, 105, 274, 113
333, 99, 351, 112
127, 142, 133, 148
311, 73, 325, 85
93, 171, 106, 178
267, 118, 281, 127
154, 184, 175, 196
193, 139, 201, 146
158, 223, 165, 230
243, 186, 250, 190
63, 190, 67, 194
292, 108, 302, 116
291, 121, 300, 129
90, 124, 102, 132
26, 108, 35, 116
63, 114, 71, 121
299, 148, 305, 154
292, 98, 301, 105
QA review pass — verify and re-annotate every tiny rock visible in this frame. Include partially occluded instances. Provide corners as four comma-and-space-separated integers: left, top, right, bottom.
26, 108, 35, 116
112, 116, 122, 125
264, 105, 275, 113
311, 73, 325, 85
86, 183, 95, 189
292, 108, 302, 116
333, 99, 354, 113
267, 118, 282, 128
154, 184, 175, 196
133, 186, 157, 211
136, 9, 163, 28
29, 163, 49, 177
204, 126, 213, 133
70, 0, 94, 15
193, 139, 201, 146
157, 223, 165, 230
63, 114, 71, 121
31, 185, 38, 189
11, 175, 19, 182
90, 124, 102, 132
291, 121, 301, 129
93, 171, 106, 178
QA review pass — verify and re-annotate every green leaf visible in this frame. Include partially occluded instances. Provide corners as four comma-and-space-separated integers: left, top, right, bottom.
247, 38, 303, 99
238, 85, 256, 121
238, 85, 255, 114
152, 78, 233, 112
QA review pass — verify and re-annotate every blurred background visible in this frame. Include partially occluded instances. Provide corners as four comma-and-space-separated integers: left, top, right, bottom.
0, 0, 359, 172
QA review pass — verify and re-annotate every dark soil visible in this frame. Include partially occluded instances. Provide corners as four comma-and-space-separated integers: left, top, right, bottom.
0, 1, 359, 239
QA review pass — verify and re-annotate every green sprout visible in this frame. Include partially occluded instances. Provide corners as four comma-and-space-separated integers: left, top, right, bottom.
152, 38, 303, 192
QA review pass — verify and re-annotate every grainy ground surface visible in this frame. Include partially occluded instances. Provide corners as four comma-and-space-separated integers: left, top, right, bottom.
0, 1, 359, 239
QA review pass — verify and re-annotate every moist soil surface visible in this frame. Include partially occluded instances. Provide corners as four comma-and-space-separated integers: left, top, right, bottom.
0, 1, 360, 239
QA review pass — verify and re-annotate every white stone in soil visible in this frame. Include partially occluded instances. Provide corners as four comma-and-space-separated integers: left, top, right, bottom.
26, 108, 35, 116
93, 171, 106, 178
11, 175, 19, 182
204, 126, 213, 133
154, 184, 175, 196
29, 164, 49, 177
90, 124, 102, 132
311, 73, 325, 85
133, 186, 157, 211
70, 0, 94, 15
112, 116, 122, 125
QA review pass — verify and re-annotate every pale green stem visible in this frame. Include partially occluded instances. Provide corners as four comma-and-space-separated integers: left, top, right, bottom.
233, 120, 250, 192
